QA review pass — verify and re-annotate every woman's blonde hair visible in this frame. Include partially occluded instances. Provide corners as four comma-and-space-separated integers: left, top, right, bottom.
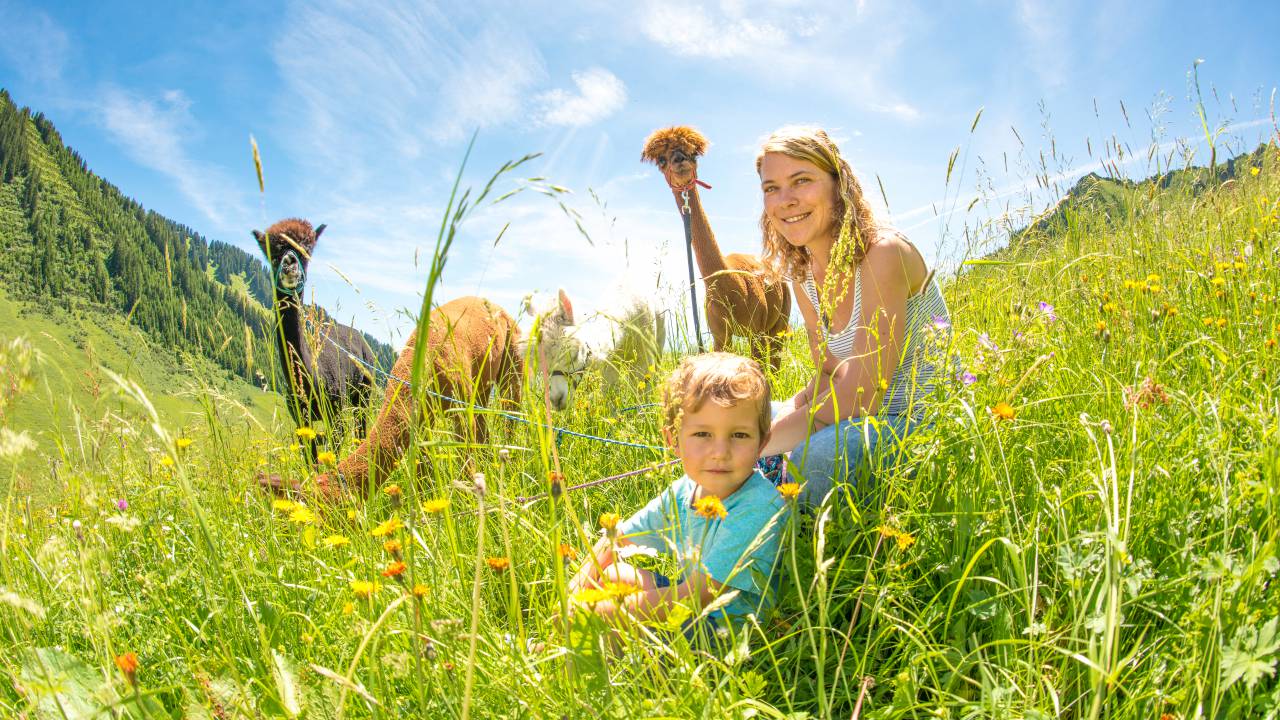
755, 126, 879, 283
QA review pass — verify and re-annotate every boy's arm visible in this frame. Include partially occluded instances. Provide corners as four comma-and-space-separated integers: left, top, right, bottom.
587, 569, 722, 624
568, 536, 622, 593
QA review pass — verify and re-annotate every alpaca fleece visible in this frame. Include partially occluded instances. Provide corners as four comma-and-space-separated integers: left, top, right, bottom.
253, 218, 376, 445
313, 296, 522, 495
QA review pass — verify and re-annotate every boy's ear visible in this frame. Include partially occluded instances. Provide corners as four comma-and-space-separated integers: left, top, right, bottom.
759, 430, 771, 454
662, 426, 678, 452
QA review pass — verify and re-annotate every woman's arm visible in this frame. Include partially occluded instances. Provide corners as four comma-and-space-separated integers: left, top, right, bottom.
809, 239, 912, 425
762, 281, 830, 456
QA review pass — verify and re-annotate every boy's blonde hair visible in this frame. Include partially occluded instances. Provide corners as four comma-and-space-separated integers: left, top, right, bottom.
663, 352, 771, 438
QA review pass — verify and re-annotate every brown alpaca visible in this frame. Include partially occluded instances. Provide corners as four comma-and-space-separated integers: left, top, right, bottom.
641, 126, 791, 370
263, 296, 521, 499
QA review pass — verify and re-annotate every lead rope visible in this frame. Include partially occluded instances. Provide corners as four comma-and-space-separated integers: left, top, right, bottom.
673, 174, 712, 353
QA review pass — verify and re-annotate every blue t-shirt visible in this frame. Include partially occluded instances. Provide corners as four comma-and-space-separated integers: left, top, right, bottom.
617, 471, 789, 621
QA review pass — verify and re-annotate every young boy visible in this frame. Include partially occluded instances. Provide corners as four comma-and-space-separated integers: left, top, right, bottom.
568, 352, 789, 627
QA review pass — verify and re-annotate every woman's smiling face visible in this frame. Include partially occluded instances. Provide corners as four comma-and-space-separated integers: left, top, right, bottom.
759, 152, 839, 252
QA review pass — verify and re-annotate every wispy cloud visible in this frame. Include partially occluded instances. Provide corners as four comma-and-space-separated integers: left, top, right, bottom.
98, 87, 245, 230
636, 0, 920, 121
640, 2, 789, 59
534, 68, 627, 127
273, 1, 548, 172
1015, 0, 1071, 90
0, 1, 70, 87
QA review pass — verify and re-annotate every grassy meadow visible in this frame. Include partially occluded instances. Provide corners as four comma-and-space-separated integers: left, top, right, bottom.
1, 143, 1278, 719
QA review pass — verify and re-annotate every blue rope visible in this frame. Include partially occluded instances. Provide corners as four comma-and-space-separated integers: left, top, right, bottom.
614, 402, 660, 415
324, 333, 665, 452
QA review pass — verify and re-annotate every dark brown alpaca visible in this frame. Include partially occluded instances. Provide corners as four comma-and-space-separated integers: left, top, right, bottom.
301, 296, 522, 499
641, 126, 791, 370
253, 219, 376, 448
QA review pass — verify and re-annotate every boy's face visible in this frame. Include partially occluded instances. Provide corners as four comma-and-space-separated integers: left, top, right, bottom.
665, 398, 768, 499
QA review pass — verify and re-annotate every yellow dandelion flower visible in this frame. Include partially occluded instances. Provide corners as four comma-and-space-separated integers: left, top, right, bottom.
1251, 166, 1261, 176
383, 484, 402, 498
1095, 320, 1107, 332
342, 602, 355, 615
383, 539, 402, 554
421, 498, 450, 514
175, 437, 193, 450
288, 506, 316, 524
295, 427, 318, 441
603, 580, 640, 600
350, 580, 381, 598
323, 534, 350, 548
990, 401, 1017, 421
370, 517, 403, 537
1211, 276, 1226, 287
693, 495, 727, 521
412, 583, 429, 598
1146, 274, 1161, 283
598, 512, 621, 531
894, 531, 917, 550
288, 443, 301, 453
557, 543, 578, 561
1101, 302, 1117, 314
317, 451, 337, 465
272, 499, 297, 512
381, 561, 407, 578
777, 483, 802, 501
158, 455, 174, 468
1216, 317, 1228, 328
571, 588, 611, 606
1266, 339, 1277, 349
486, 557, 511, 572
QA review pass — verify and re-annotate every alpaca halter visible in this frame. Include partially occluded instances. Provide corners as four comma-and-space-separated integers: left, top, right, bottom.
273, 249, 306, 297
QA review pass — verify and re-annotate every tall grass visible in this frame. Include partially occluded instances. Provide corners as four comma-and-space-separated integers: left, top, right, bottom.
1, 132, 1278, 719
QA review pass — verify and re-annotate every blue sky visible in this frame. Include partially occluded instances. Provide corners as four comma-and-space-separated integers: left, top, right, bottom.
1, 0, 1277, 345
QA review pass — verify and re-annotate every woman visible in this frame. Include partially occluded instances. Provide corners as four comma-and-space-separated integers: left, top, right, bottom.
755, 126, 951, 504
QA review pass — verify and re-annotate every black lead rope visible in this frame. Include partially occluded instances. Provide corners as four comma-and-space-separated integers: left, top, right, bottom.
681, 190, 705, 353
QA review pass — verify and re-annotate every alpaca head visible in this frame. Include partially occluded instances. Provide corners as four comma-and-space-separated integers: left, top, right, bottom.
252, 218, 327, 296
527, 289, 591, 411
641, 126, 709, 189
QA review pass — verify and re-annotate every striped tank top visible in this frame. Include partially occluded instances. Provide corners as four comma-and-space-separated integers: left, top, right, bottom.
801, 254, 951, 417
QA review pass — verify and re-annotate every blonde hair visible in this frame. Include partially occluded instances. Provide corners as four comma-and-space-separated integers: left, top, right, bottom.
662, 352, 771, 438
755, 126, 879, 284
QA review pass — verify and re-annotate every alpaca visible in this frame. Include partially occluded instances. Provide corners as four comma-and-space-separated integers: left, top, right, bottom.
641, 126, 791, 370
530, 288, 666, 411
253, 219, 377, 447
265, 296, 522, 499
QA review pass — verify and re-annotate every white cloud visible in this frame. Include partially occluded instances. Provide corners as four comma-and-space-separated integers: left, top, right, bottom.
870, 102, 921, 121
535, 68, 627, 127
273, 2, 548, 171
637, 0, 920, 121
641, 1, 788, 59
98, 87, 245, 230
0, 2, 69, 87
1015, 0, 1070, 90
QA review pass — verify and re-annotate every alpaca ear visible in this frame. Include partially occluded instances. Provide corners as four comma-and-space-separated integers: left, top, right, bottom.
251, 230, 268, 254
557, 288, 575, 325
313, 224, 327, 243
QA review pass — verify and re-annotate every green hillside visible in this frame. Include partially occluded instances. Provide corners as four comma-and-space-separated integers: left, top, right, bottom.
0, 285, 289, 498
0, 88, 394, 384
0, 88, 399, 493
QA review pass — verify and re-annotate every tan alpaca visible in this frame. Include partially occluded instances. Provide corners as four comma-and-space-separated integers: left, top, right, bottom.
263, 296, 521, 499
641, 126, 790, 370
